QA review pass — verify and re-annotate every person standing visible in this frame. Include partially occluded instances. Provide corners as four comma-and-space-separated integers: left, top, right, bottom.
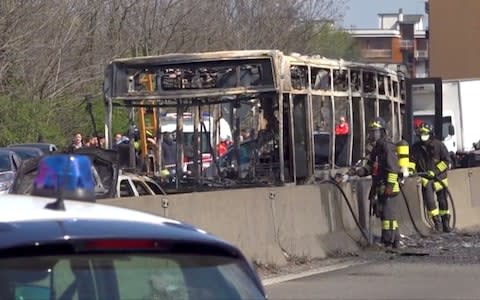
353, 117, 401, 248
67, 133, 83, 152
410, 122, 451, 232
335, 116, 349, 135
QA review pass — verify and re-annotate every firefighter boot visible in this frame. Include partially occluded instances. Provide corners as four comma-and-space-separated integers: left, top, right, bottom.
442, 214, 451, 233
381, 229, 393, 248
432, 215, 443, 232
392, 228, 401, 249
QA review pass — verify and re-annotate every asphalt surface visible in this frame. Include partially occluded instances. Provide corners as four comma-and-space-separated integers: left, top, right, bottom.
265, 231, 480, 300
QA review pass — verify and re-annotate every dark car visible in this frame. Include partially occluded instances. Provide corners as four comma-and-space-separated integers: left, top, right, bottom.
0, 149, 21, 172
8, 143, 57, 154
11, 147, 118, 199
0, 154, 266, 300
0, 149, 22, 194
3, 146, 44, 160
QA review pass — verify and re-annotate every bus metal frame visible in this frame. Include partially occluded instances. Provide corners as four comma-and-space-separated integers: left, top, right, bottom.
103, 50, 406, 192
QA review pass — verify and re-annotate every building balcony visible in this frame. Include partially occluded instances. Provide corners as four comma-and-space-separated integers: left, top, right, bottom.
415, 72, 429, 78
415, 50, 428, 59
400, 39, 414, 49
360, 49, 392, 59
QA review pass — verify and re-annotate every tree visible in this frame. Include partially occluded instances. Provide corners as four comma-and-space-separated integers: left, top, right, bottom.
304, 24, 360, 60
0, 0, 349, 146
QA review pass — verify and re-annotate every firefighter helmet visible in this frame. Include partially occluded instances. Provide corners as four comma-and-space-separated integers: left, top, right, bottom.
368, 117, 386, 130
416, 122, 433, 142
415, 122, 433, 135
367, 117, 386, 143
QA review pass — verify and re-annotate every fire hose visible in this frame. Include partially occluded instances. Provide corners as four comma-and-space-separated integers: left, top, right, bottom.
411, 171, 456, 232
317, 176, 369, 244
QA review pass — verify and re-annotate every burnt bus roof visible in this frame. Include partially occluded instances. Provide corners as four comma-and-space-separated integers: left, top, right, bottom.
109, 49, 403, 77
109, 49, 283, 65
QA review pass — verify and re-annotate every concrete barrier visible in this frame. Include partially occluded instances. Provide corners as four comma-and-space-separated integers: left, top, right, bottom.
100, 167, 480, 266
446, 168, 480, 230
102, 182, 362, 266
393, 169, 480, 234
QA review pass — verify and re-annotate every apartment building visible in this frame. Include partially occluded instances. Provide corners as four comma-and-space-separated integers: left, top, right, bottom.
347, 9, 429, 78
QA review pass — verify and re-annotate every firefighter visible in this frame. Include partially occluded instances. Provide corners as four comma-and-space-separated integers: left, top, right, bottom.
410, 122, 451, 232
354, 117, 401, 248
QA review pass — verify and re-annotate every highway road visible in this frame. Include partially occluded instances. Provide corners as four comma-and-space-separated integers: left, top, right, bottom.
265, 232, 480, 300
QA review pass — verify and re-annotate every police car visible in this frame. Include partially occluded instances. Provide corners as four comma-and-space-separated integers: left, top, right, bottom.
0, 155, 266, 300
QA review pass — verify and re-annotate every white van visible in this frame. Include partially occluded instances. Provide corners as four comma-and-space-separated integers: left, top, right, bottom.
160, 112, 233, 170
413, 109, 457, 154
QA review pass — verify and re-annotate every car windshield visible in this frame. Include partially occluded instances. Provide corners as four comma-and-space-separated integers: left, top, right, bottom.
0, 155, 12, 172
0, 253, 264, 300
8, 149, 38, 160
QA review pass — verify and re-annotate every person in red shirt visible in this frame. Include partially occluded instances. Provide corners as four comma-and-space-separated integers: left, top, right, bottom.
217, 138, 229, 156
335, 116, 349, 135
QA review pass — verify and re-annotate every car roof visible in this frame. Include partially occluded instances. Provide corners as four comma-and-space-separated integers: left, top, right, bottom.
9, 143, 55, 147
8, 143, 56, 153
0, 149, 17, 155
119, 172, 146, 180
0, 194, 170, 223
0, 195, 238, 252
4, 146, 43, 153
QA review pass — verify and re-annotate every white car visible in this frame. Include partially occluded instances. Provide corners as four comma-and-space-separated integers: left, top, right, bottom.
117, 171, 166, 197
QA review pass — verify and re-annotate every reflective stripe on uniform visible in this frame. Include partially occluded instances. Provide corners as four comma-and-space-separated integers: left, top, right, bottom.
392, 182, 400, 193
428, 208, 439, 217
421, 177, 429, 187
408, 162, 416, 175
433, 178, 448, 192
439, 210, 450, 216
383, 220, 399, 230
392, 220, 398, 230
387, 172, 398, 184
382, 220, 390, 230
409, 162, 416, 170
419, 127, 430, 134
436, 161, 448, 172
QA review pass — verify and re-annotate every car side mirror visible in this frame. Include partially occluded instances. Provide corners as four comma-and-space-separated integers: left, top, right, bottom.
448, 124, 455, 136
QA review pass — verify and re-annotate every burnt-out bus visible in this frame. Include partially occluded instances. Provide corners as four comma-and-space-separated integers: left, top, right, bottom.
103, 50, 406, 190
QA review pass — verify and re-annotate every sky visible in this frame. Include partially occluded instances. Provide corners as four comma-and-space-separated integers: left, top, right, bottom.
342, 0, 427, 28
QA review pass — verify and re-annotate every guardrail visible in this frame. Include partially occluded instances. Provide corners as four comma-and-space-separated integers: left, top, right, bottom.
415, 50, 428, 59
361, 49, 392, 59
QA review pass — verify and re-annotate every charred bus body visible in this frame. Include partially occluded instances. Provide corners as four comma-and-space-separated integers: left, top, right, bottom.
103, 50, 406, 191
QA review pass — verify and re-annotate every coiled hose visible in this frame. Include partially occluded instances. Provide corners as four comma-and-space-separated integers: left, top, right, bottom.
318, 178, 369, 243
419, 174, 456, 231
402, 171, 456, 232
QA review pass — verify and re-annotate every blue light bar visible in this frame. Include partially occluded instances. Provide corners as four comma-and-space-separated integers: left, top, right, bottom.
32, 154, 96, 202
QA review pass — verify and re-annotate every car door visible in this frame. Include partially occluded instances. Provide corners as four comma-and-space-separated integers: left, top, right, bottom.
118, 177, 138, 197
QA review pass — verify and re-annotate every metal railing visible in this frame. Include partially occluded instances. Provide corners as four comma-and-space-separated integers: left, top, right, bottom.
415, 50, 428, 58
360, 49, 392, 58
400, 39, 414, 49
